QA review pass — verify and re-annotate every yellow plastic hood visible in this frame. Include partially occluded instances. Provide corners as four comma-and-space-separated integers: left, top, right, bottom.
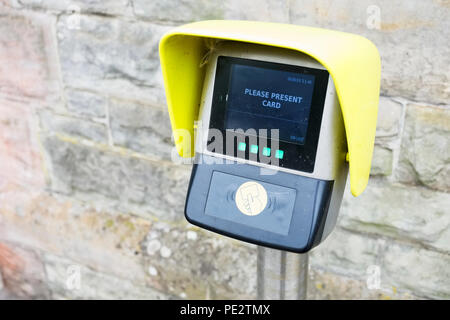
159, 20, 381, 196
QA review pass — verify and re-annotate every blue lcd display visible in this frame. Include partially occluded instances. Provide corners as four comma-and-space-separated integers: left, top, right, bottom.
226, 63, 316, 145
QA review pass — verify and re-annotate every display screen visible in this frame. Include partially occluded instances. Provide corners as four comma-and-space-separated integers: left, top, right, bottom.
208, 56, 329, 173
226, 64, 316, 145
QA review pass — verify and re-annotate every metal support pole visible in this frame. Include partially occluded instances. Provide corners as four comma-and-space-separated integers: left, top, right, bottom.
257, 246, 309, 300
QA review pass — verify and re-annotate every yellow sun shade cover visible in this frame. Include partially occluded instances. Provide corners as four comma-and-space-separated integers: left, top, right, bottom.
159, 20, 381, 196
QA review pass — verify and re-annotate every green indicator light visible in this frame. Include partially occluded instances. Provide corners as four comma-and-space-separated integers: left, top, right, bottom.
262, 147, 271, 157
238, 142, 246, 151
275, 150, 284, 159
250, 145, 259, 154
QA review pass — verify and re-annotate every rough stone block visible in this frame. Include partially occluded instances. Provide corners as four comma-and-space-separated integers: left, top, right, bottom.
42, 136, 191, 221
0, 98, 45, 190
223, 0, 289, 22
133, 0, 224, 22
383, 243, 450, 299
39, 110, 108, 144
376, 96, 403, 138
66, 89, 107, 119
0, 10, 61, 102
310, 228, 384, 279
16, 0, 133, 16
308, 269, 417, 300
370, 145, 393, 176
44, 253, 170, 299
0, 268, 3, 291
340, 179, 450, 253
289, 0, 450, 104
109, 99, 173, 161
142, 221, 257, 299
396, 104, 450, 192
0, 242, 49, 298
0, 289, 19, 300
133, 0, 289, 23
0, 193, 151, 284
312, 225, 450, 299
57, 14, 171, 106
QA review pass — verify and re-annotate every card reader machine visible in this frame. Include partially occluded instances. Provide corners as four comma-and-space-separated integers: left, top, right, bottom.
159, 21, 380, 254
185, 42, 348, 253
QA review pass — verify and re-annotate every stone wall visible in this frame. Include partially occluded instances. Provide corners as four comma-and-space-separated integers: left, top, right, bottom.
0, 0, 448, 299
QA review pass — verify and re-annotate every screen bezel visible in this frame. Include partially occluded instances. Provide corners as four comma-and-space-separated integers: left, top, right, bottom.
208, 56, 330, 173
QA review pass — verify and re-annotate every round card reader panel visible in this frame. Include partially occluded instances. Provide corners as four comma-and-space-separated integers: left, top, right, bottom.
235, 181, 268, 216
205, 172, 296, 236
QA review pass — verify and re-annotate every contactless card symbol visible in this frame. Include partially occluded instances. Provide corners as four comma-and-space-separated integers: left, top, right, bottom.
235, 181, 268, 216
